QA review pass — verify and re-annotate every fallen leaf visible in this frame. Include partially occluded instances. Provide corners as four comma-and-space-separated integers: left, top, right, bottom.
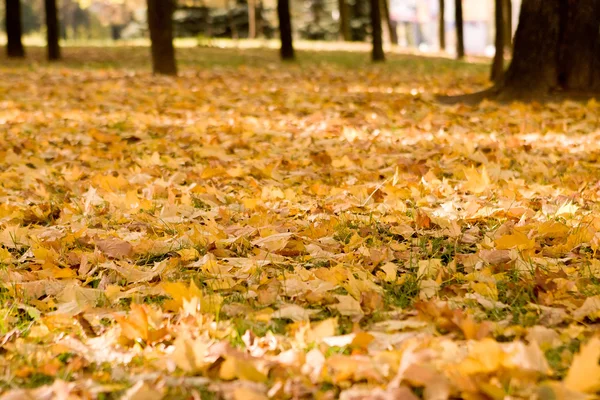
564, 336, 600, 393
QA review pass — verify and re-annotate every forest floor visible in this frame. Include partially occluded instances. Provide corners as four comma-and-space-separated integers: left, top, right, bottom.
0, 46, 599, 399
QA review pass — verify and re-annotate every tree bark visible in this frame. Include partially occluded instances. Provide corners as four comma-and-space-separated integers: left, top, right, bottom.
439, 0, 445, 51
500, 0, 561, 97
381, 0, 397, 45
558, 1, 600, 91
338, 0, 351, 41
277, 0, 294, 60
147, 0, 177, 75
369, 0, 384, 61
45, 0, 60, 60
454, 0, 464, 59
448, 0, 600, 102
491, 0, 504, 82
503, 0, 512, 50
6, 0, 25, 58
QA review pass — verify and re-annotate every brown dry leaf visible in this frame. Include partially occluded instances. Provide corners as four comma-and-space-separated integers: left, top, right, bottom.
479, 249, 512, 265
96, 237, 133, 259
329, 295, 364, 319
272, 304, 319, 322
573, 296, 600, 321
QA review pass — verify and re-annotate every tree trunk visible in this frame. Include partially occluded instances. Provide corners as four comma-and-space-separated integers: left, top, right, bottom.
439, 0, 445, 51
503, 0, 512, 50
454, 0, 464, 59
227, 0, 238, 39
147, 0, 177, 75
484, 0, 600, 100
248, 0, 256, 39
381, 0, 397, 45
491, 0, 504, 82
256, 1, 264, 37
338, 0, 351, 41
369, 0, 384, 61
277, 0, 294, 60
45, 0, 60, 60
6, 0, 25, 58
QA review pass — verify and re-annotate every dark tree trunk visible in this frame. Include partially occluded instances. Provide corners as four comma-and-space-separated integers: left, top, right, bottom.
256, 1, 264, 37
369, 0, 384, 61
452, 0, 600, 102
147, 0, 177, 75
381, 0, 397, 45
439, 0, 445, 50
45, 0, 60, 60
503, 0, 512, 50
227, 0, 238, 39
491, 0, 504, 82
6, 0, 25, 58
277, 0, 294, 60
500, 0, 569, 97
455, 0, 464, 59
338, 0, 351, 41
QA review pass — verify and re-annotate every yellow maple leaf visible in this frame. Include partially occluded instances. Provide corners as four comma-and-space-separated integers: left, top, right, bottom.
462, 166, 491, 194
171, 333, 210, 373
495, 230, 535, 251
459, 338, 503, 375
163, 280, 222, 314
564, 337, 600, 393
219, 357, 268, 383
176, 247, 199, 262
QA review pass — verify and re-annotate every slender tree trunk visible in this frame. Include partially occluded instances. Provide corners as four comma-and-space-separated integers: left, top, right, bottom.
503, 0, 512, 50
439, 0, 445, 50
227, 0, 238, 39
491, 0, 504, 82
6, 0, 25, 58
147, 0, 177, 75
45, 0, 60, 60
454, 0, 464, 59
248, 0, 256, 38
369, 0, 384, 61
277, 0, 294, 60
338, 0, 351, 41
256, 1, 264, 37
381, 0, 397, 45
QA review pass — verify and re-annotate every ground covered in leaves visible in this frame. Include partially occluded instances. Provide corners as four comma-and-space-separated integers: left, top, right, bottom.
1, 46, 600, 399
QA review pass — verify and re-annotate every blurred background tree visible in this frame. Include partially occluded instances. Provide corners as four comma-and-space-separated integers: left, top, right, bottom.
0, 0, 520, 74
0, 0, 515, 51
